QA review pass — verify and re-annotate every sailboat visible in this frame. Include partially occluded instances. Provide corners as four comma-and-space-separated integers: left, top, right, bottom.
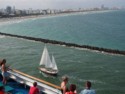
39, 46, 58, 76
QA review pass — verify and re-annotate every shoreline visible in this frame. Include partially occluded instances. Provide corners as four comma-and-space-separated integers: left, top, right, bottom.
0, 9, 114, 23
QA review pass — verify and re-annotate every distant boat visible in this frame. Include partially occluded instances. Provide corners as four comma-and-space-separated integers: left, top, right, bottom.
39, 46, 58, 76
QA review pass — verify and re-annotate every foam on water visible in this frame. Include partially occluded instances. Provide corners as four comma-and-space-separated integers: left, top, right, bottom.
0, 35, 5, 38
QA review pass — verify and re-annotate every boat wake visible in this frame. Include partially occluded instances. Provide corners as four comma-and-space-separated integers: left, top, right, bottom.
41, 72, 57, 78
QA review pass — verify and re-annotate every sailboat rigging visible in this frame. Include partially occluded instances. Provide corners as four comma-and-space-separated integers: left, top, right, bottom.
39, 46, 58, 76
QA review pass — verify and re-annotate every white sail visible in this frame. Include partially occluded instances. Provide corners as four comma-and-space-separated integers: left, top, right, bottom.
52, 55, 58, 71
39, 46, 46, 66
39, 46, 53, 69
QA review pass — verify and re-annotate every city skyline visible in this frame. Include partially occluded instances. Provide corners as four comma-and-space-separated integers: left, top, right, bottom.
0, 0, 125, 10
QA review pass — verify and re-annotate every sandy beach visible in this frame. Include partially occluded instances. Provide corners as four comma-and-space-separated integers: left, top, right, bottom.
0, 12, 82, 22
0, 10, 113, 24
0, 14, 55, 22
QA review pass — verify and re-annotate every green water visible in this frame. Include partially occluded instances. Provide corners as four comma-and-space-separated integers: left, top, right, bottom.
0, 36, 125, 94
0, 10, 125, 50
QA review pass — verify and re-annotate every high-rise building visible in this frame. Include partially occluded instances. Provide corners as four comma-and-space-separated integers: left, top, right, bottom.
12, 6, 15, 14
101, 4, 104, 9
6, 6, 12, 14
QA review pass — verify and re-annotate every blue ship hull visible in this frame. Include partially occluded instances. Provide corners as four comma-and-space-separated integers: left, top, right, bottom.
0, 74, 29, 94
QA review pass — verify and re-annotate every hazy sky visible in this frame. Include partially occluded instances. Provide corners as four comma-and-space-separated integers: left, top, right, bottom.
0, 0, 125, 9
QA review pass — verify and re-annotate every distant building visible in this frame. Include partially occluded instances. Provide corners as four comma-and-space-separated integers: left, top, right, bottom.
42, 10, 47, 15
101, 4, 104, 9
0, 9, 8, 17
6, 6, 12, 14
101, 4, 109, 10
46, 9, 51, 14
12, 6, 15, 14
15, 9, 22, 16
28, 8, 33, 14
32, 9, 40, 15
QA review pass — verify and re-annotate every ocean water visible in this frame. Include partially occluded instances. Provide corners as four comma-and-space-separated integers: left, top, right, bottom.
0, 10, 125, 94
0, 10, 125, 50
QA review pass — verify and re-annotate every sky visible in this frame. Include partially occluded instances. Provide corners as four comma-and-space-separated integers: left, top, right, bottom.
0, 0, 125, 10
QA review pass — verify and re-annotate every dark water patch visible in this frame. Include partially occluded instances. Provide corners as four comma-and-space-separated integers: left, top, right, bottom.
0, 32, 125, 55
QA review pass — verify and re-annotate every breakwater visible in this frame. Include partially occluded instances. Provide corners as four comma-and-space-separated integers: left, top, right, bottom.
0, 32, 125, 55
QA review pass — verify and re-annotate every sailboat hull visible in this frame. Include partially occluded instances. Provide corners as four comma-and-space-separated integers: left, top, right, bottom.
39, 67, 58, 76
